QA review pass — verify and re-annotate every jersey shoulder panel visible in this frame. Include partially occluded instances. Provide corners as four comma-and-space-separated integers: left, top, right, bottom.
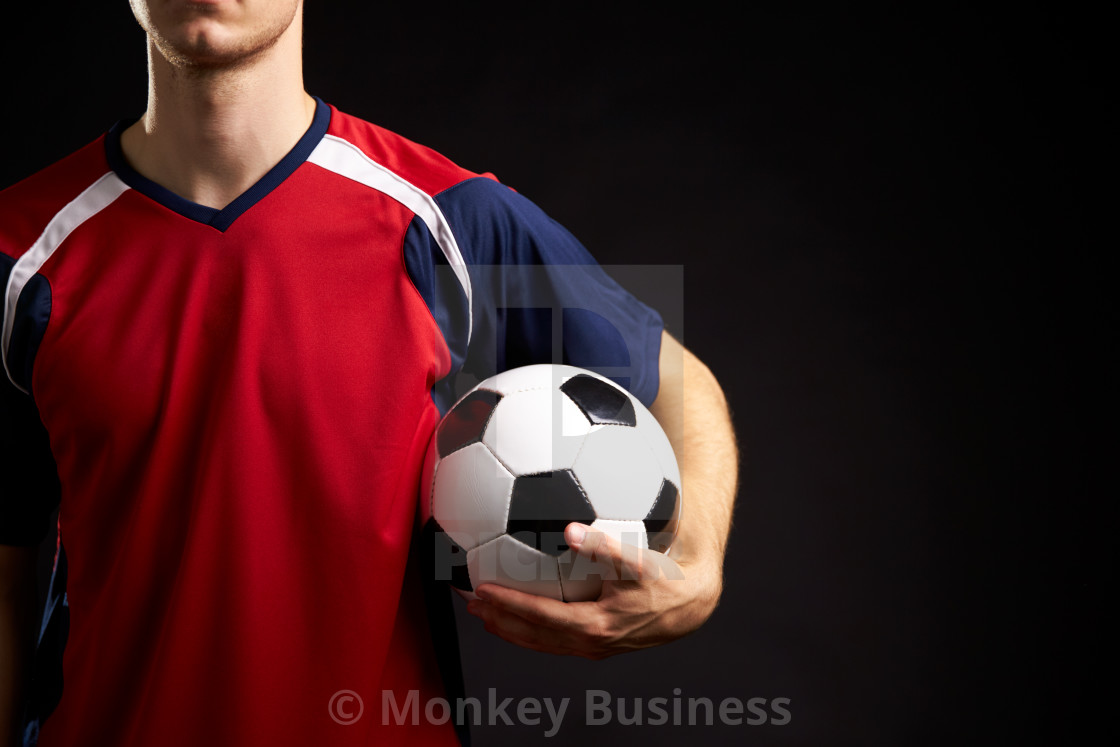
324, 105, 492, 197
0, 137, 111, 261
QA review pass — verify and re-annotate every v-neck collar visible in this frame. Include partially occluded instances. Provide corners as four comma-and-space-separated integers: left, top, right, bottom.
105, 97, 331, 232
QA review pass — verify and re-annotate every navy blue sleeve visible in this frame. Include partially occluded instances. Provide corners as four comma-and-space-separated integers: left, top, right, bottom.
424, 177, 663, 408
0, 254, 61, 545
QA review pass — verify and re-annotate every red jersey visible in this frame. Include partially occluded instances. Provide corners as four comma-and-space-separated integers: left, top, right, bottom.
0, 99, 662, 746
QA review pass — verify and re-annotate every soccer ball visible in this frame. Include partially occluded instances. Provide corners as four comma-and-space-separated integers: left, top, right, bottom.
420, 364, 681, 602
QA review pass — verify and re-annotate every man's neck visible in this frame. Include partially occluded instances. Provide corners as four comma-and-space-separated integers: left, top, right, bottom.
120, 21, 315, 211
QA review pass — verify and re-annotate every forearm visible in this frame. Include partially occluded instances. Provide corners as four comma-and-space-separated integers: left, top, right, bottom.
649, 332, 738, 585
0, 546, 37, 747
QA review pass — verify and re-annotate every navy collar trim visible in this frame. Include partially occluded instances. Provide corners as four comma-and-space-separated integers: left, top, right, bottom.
105, 97, 331, 232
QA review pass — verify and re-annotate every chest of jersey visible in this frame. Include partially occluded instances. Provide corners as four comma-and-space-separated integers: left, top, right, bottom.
32, 163, 450, 558
43, 168, 440, 430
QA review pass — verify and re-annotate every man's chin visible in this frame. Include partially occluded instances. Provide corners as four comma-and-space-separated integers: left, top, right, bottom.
159, 34, 267, 71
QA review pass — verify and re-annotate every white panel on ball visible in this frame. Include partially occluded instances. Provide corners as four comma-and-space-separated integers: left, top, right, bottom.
635, 404, 682, 488
572, 425, 663, 520
483, 363, 560, 397
467, 534, 564, 601
482, 388, 591, 475
589, 518, 649, 550
431, 442, 515, 549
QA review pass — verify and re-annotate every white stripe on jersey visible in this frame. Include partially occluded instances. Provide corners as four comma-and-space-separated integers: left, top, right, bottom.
306, 134, 473, 345
2, 172, 131, 393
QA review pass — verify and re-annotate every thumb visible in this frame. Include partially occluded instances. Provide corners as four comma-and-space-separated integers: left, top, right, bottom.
565, 522, 665, 583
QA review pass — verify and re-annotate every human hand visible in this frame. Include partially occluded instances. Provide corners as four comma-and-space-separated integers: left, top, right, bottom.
465, 522, 722, 659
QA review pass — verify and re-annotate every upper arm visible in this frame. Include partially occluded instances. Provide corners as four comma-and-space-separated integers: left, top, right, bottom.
649, 331, 684, 442
649, 330, 736, 475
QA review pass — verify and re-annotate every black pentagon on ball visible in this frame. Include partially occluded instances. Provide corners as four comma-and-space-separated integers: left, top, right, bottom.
507, 470, 597, 557
436, 389, 502, 458
559, 374, 636, 427
644, 479, 681, 554
421, 518, 473, 591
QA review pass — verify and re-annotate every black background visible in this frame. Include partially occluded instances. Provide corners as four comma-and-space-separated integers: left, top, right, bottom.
1, 5, 1104, 745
